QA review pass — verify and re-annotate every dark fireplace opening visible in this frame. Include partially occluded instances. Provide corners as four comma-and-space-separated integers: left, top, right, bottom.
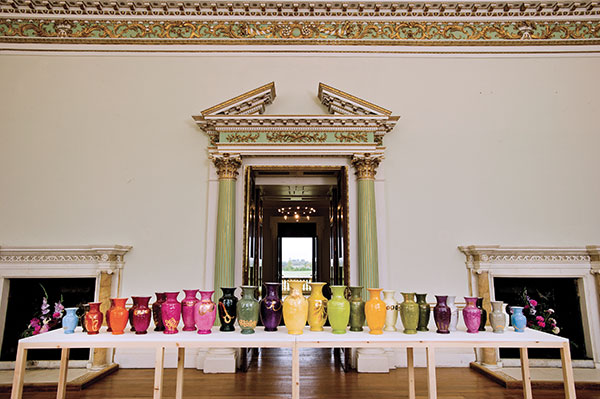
1, 278, 95, 362
494, 277, 589, 360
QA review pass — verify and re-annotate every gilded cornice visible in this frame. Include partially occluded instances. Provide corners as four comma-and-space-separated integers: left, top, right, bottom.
212, 154, 242, 179
351, 153, 383, 180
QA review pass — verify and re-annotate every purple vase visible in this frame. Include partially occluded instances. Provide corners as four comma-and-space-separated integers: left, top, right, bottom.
463, 297, 482, 333
152, 292, 166, 332
194, 290, 217, 334
433, 295, 451, 334
128, 297, 139, 332
161, 292, 181, 334
132, 296, 152, 334
181, 289, 199, 331
260, 283, 283, 331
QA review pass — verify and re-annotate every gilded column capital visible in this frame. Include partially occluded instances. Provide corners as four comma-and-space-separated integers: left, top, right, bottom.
212, 154, 242, 179
351, 153, 383, 180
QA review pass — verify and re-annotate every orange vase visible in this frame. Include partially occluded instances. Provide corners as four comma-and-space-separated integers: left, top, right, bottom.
84, 302, 103, 335
108, 298, 129, 335
365, 288, 386, 335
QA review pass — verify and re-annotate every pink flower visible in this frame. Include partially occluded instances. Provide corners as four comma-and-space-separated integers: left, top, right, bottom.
537, 321, 546, 328
536, 315, 544, 321
524, 305, 529, 309
52, 312, 61, 319
29, 318, 40, 327
39, 324, 49, 333
529, 299, 538, 307
33, 325, 41, 335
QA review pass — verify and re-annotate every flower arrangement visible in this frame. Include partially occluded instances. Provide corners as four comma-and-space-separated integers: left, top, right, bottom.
21, 284, 65, 338
521, 289, 560, 335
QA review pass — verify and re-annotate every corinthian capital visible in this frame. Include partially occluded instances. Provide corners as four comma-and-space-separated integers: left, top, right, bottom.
351, 153, 383, 180
212, 154, 242, 179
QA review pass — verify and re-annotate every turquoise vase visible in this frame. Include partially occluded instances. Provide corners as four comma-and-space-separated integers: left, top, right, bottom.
511, 306, 527, 332
62, 308, 78, 334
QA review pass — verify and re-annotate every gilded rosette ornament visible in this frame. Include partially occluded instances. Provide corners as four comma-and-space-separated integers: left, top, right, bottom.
212, 154, 242, 179
351, 154, 383, 180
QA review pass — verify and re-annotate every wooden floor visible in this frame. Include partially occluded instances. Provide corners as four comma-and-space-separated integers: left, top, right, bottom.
5, 348, 600, 399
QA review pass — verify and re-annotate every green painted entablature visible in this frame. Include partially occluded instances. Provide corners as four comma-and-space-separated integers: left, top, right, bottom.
219, 131, 375, 144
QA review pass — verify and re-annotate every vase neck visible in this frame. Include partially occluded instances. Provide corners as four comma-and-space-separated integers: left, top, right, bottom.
155, 293, 166, 301
199, 291, 214, 301
221, 287, 236, 297
349, 287, 363, 299
415, 294, 427, 302
165, 292, 179, 301
368, 289, 382, 300
88, 302, 101, 311
435, 295, 448, 305
401, 293, 415, 302
288, 281, 304, 295
134, 296, 151, 307
264, 284, 280, 297
183, 289, 199, 298
112, 298, 127, 307
330, 286, 346, 298
464, 297, 477, 306
241, 286, 256, 299
66, 308, 78, 315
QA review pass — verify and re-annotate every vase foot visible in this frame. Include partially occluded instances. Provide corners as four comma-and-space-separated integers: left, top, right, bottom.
135, 331, 148, 335
369, 330, 383, 335
403, 330, 417, 334
197, 330, 212, 334
182, 327, 196, 331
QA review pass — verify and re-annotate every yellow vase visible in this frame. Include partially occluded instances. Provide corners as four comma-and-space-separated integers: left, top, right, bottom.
365, 288, 386, 335
283, 280, 309, 335
307, 282, 328, 332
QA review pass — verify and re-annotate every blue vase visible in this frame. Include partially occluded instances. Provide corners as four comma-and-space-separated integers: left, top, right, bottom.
62, 308, 79, 334
511, 306, 527, 333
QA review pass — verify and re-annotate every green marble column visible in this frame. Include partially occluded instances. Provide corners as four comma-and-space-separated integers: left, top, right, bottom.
212, 155, 242, 323
352, 154, 382, 296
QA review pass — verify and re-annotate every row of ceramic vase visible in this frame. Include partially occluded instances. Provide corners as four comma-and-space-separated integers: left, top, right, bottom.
61, 283, 529, 335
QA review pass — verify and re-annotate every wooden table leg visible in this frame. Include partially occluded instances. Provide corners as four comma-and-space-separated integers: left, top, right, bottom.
176, 347, 185, 399
153, 347, 165, 399
292, 344, 299, 399
407, 348, 415, 399
520, 347, 533, 399
10, 344, 27, 399
56, 348, 70, 399
426, 347, 437, 399
560, 343, 576, 399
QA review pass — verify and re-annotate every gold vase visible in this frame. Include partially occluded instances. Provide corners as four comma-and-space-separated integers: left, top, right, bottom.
283, 280, 308, 335
307, 282, 328, 332
365, 288, 385, 335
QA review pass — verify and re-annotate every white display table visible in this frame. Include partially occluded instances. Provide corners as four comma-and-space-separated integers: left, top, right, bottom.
10, 326, 575, 399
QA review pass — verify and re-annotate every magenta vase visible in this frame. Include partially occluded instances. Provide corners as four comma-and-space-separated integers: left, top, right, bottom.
132, 296, 152, 334
433, 295, 451, 334
152, 292, 166, 332
463, 297, 482, 333
181, 289, 199, 331
161, 292, 181, 334
194, 290, 217, 334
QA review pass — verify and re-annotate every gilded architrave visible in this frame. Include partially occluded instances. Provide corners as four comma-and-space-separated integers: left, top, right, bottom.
212, 154, 242, 179
226, 133, 260, 143
266, 132, 327, 143
335, 132, 369, 143
351, 154, 383, 180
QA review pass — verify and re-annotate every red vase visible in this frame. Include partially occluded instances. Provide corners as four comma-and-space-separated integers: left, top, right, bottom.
181, 289, 199, 331
152, 292, 166, 332
161, 292, 181, 334
132, 296, 152, 334
108, 298, 129, 335
84, 302, 103, 335
105, 298, 116, 332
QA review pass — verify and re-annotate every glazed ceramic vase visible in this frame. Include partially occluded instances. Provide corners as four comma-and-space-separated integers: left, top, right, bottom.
308, 282, 328, 332
511, 306, 527, 332
161, 292, 181, 334
283, 280, 308, 335
195, 290, 217, 334
462, 297, 481, 334
237, 286, 260, 334
106, 298, 115, 332
399, 292, 419, 334
365, 288, 385, 335
62, 308, 78, 334
152, 292, 166, 332
477, 298, 487, 331
447, 295, 459, 332
260, 283, 283, 331
108, 298, 129, 335
85, 302, 103, 334
416, 294, 430, 332
349, 286, 365, 332
218, 287, 238, 332
383, 290, 398, 332
181, 289, 199, 331
433, 295, 451, 334
502, 303, 510, 330
131, 296, 152, 334
128, 298, 136, 332
79, 304, 89, 333
328, 286, 350, 334
490, 301, 506, 334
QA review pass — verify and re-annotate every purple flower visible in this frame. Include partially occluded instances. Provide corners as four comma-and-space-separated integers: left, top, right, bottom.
41, 297, 50, 315
54, 302, 64, 314
29, 318, 40, 327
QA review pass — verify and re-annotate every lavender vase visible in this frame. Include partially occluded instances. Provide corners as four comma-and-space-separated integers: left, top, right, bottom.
132, 296, 152, 334
181, 289, 199, 331
195, 290, 217, 334
433, 295, 451, 334
260, 283, 283, 331
161, 292, 181, 334
463, 297, 481, 333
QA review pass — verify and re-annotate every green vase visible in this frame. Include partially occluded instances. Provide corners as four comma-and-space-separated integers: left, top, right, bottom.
328, 286, 350, 334
237, 286, 259, 334
416, 293, 430, 332
399, 292, 419, 334
349, 286, 365, 332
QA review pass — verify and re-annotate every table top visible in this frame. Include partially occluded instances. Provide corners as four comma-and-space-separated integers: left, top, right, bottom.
18, 326, 568, 349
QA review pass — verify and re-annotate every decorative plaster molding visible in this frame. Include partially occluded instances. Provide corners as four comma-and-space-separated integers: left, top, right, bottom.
351, 153, 383, 180
211, 153, 242, 179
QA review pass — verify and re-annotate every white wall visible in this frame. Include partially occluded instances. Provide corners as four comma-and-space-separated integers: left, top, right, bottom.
1, 54, 599, 303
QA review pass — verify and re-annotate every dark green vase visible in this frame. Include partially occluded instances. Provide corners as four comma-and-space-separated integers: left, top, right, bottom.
416, 293, 430, 332
237, 286, 259, 334
399, 292, 419, 334
349, 286, 365, 332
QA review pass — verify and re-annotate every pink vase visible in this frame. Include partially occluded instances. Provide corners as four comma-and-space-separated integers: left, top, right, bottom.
132, 296, 152, 334
181, 289, 199, 331
161, 292, 181, 334
463, 297, 482, 333
194, 290, 217, 334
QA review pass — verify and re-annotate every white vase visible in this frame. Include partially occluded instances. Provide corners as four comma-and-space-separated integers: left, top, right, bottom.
447, 295, 458, 331
382, 290, 398, 332
502, 303, 509, 330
